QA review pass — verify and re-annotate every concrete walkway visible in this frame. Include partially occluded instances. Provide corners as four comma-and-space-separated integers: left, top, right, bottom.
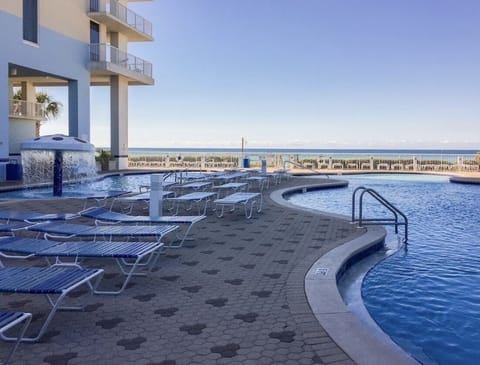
0, 176, 366, 365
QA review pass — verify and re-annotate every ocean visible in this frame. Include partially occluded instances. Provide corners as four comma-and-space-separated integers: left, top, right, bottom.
125, 147, 478, 163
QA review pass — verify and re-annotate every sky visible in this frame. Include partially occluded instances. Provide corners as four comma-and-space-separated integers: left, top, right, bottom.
41, 0, 480, 149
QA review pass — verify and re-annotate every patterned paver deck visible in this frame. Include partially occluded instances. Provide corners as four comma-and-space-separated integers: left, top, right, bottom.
0, 176, 365, 365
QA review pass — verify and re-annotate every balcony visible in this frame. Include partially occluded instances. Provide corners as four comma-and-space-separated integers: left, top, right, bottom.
8, 99, 45, 121
89, 43, 154, 85
88, 0, 153, 42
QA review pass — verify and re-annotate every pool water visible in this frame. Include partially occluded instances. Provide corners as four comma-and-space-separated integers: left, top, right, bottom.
288, 174, 480, 365
0, 172, 202, 199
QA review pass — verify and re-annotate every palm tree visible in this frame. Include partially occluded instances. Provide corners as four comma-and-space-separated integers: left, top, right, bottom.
34, 92, 62, 120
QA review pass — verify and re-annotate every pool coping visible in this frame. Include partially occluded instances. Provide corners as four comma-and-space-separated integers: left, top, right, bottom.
271, 182, 419, 365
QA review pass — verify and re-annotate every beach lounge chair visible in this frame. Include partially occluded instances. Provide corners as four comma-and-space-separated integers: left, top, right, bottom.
79, 207, 206, 248
210, 172, 249, 184
174, 181, 213, 196
111, 190, 175, 213
81, 190, 131, 209
0, 236, 163, 295
214, 192, 263, 219
0, 311, 31, 364
273, 169, 291, 181
26, 222, 178, 243
0, 210, 77, 223
265, 172, 281, 186
167, 192, 217, 215
246, 176, 268, 191
0, 222, 33, 237
0, 266, 103, 342
212, 182, 248, 198
138, 180, 177, 192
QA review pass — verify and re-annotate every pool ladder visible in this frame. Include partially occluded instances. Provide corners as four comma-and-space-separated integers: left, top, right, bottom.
352, 186, 408, 244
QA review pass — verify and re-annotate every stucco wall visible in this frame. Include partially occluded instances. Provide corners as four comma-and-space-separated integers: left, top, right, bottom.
0, 1, 90, 43
0, 9, 90, 165
39, 0, 90, 43
9, 119, 37, 161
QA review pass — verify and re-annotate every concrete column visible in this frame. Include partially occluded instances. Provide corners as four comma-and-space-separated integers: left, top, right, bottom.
20, 81, 39, 137
8, 80, 14, 99
110, 75, 129, 170
21, 81, 35, 102
109, 30, 129, 171
149, 174, 163, 219
0, 69, 9, 180
68, 79, 90, 141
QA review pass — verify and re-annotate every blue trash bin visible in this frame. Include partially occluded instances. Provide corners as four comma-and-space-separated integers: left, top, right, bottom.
242, 158, 250, 168
6, 163, 22, 180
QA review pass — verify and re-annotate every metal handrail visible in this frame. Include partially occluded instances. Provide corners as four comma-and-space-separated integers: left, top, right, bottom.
89, 43, 153, 78
283, 160, 330, 179
8, 99, 45, 120
89, 0, 152, 38
352, 186, 408, 243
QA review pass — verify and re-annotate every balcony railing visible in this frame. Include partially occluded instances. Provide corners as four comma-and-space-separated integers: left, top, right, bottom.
89, 43, 153, 78
89, 0, 152, 39
8, 99, 45, 120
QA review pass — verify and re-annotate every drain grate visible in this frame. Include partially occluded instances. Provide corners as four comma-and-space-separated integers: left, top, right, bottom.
314, 267, 329, 276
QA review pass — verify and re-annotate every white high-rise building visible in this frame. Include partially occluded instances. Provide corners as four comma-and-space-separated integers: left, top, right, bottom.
0, 0, 154, 180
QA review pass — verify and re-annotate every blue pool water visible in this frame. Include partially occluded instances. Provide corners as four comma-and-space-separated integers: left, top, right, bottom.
288, 174, 480, 365
0, 172, 199, 199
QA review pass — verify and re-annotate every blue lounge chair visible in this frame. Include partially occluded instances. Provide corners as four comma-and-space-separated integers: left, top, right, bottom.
246, 176, 268, 191
0, 311, 32, 364
27, 222, 178, 243
0, 210, 77, 223
111, 190, 175, 213
210, 171, 249, 183
167, 192, 217, 215
0, 237, 163, 295
212, 182, 248, 198
214, 192, 263, 219
0, 266, 103, 342
0, 222, 33, 237
81, 190, 131, 209
79, 207, 206, 248
175, 181, 213, 195
138, 181, 177, 192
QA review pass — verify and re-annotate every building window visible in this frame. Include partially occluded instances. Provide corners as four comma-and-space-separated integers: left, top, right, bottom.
90, 21, 100, 61
90, 0, 100, 12
23, 0, 38, 43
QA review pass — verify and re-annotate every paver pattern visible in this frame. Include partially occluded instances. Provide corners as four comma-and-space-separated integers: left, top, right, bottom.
0, 176, 364, 365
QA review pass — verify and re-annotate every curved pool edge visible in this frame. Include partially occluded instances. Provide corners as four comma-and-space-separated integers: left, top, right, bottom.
449, 175, 480, 184
271, 183, 419, 365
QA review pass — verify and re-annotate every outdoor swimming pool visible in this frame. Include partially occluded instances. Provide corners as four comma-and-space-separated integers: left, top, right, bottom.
288, 174, 480, 365
0, 172, 202, 199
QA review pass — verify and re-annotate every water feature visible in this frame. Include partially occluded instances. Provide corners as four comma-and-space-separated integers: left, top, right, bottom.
20, 134, 97, 196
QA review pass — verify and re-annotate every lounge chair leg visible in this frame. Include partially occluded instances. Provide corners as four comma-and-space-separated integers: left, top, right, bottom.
245, 201, 255, 219
165, 223, 193, 249
0, 313, 32, 363
95, 257, 144, 295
